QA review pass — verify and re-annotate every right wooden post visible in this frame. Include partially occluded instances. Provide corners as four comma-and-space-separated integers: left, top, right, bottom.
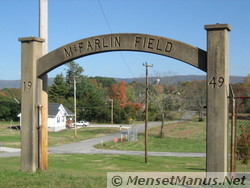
205, 24, 231, 172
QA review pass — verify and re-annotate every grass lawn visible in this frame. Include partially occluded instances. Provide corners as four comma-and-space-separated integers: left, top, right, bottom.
0, 121, 119, 148
0, 121, 21, 148
0, 154, 206, 188
96, 120, 206, 153
48, 127, 119, 147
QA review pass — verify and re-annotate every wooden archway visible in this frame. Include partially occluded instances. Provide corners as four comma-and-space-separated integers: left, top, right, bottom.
19, 24, 231, 173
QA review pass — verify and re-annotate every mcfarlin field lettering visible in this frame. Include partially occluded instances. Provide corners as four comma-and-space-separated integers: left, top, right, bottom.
63, 34, 174, 59
134, 36, 172, 52
64, 36, 121, 58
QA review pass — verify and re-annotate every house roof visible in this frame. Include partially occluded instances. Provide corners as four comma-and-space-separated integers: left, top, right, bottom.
48, 103, 61, 116
48, 103, 73, 116
64, 106, 74, 116
18, 103, 74, 118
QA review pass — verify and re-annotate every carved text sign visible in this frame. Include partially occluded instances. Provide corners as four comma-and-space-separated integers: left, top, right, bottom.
37, 33, 207, 77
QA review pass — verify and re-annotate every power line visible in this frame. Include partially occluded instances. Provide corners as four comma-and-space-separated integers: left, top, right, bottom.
97, 0, 113, 33
97, 0, 136, 79
119, 51, 136, 78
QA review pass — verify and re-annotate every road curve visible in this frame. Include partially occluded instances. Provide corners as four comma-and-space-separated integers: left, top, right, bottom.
0, 116, 206, 158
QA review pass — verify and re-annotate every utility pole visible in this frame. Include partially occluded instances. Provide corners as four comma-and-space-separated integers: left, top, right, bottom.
39, 0, 48, 54
109, 99, 114, 124
143, 62, 153, 163
74, 77, 77, 138
38, 0, 48, 171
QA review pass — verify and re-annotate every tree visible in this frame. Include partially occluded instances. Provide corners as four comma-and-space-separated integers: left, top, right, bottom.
90, 76, 117, 88
76, 77, 110, 123
149, 84, 182, 138
110, 81, 128, 107
236, 126, 250, 172
66, 61, 84, 84
0, 88, 21, 121
49, 74, 68, 103
233, 75, 250, 113
0, 100, 20, 121
244, 74, 250, 83
110, 81, 143, 123
182, 80, 206, 121
127, 81, 145, 104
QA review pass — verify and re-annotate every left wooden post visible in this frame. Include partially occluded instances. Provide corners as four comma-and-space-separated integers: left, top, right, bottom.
19, 37, 44, 172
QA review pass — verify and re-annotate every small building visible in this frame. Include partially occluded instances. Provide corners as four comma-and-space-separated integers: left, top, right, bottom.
18, 103, 74, 132
48, 103, 74, 132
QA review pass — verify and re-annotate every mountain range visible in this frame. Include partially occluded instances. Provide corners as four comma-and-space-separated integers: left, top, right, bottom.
0, 75, 245, 89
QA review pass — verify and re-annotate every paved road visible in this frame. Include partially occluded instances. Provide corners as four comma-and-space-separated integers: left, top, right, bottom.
49, 121, 205, 157
0, 113, 206, 158
49, 122, 160, 154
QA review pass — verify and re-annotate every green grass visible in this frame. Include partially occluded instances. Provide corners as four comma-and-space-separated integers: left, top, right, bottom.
96, 120, 206, 153
0, 122, 119, 148
0, 121, 21, 148
0, 154, 206, 188
48, 127, 119, 147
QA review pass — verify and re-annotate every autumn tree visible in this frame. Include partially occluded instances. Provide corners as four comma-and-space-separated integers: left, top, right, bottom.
237, 126, 250, 172
182, 80, 206, 121
110, 81, 128, 107
233, 74, 250, 113
110, 81, 143, 123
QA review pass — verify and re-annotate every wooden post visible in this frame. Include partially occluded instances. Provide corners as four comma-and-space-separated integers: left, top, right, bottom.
19, 37, 44, 172
39, 0, 48, 171
37, 75, 48, 171
205, 24, 231, 172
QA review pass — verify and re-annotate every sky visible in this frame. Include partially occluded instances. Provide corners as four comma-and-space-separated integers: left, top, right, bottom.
0, 0, 249, 80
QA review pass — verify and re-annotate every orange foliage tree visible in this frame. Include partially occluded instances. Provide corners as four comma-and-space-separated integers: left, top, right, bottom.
110, 81, 143, 123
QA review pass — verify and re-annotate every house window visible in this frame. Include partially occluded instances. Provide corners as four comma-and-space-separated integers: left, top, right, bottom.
62, 116, 64, 122
57, 116, 60, 123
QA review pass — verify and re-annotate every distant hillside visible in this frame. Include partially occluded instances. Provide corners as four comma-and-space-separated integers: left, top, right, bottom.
0, 78, 54, 89
0, 75, 245, 89
115, 75, 245, 85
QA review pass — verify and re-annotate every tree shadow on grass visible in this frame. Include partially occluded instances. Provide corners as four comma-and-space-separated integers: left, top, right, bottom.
8, 126, 21, 130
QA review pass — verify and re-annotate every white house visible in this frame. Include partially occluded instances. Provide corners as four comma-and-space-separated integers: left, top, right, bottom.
48, 103, 74, 132
18, 103, 74, 132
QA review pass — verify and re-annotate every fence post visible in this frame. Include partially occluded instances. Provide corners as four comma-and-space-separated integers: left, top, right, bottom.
229, 85, 236, 172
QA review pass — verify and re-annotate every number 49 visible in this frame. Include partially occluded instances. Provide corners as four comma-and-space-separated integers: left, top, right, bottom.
209, 77, 224, 88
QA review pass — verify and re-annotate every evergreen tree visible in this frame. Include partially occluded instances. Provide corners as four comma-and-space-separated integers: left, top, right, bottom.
66, 61, 84, 84
49, 74, 68, 103
76, 77, 110, 122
